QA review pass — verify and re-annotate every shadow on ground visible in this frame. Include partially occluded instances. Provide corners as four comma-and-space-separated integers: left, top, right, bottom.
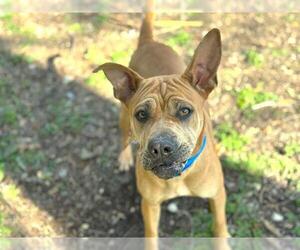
0, 43, 299, 237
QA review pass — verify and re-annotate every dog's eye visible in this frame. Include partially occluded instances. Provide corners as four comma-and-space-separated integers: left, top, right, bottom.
135, 110, 148, 123
177, 107, 193, 120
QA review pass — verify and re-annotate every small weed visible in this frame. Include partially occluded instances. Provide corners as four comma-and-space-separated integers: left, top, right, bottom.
285, 142, 300, 157
235, 85, 278, 110
17, 150, 46, 171
42, 100, 91, 135
0, 162, 5, 182
234, 84, 279, 118
293, 226, 300, 236
222, 150, 299, 179
1, 184, 20, 200
245, 49, 264, 67
226, 174, 264, 237
283, 14, 296, 23
111, 50, 131, 65
0, 106, 18, 126
191, 210, 213, 237
0, 213, 12, 237
175, 209, 213, 237
84, 44, 107, 65
271, 48, 289, 58
0, 15, 36, 43
68, 23, 84, 34
167, 30, 192, 47
40, 123, 60, 137
85, 72, 112, 96
215, 123, 249, 151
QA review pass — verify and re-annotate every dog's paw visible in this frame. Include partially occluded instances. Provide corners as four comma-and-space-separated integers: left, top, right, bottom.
118, 145, 133, 171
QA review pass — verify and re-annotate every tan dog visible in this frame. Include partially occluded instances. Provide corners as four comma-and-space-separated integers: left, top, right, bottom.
94, 10, 229, 241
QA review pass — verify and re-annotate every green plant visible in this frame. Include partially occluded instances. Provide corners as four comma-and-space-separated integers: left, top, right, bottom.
0, 213, 12, 237
0, 106, 18, 126
167, 30, 192, 47
85, 72, 107, 87
68, 23, 84, 34
271, 48, 289, 58
235, 86, 278, 111
0, 15, 37, 43
285, 142, 300, 157
111, 50, 131, 65
0, 162, 5, 182
245, 49, 264, 67
84, 44, 107, 65
215, 123, 249, 151
43, 100, 91, 134
1, 184, 20, 200
293, 226, 300, 236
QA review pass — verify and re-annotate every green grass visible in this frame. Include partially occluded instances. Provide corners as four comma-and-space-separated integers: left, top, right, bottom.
215, 123, 250, 151
285, 142, 300, 157
0, 53, 34, 67
0, 162, 5, 182
216, 122, 299, 182
167, 30, 192, 48
68, 23, 85, 34
245, 49, 264, 67
222, 148, 299, 178
40, 100, 91, 136
234, 84, 279, 118
64, 13, 108, 32
0, 105, 18, 126
0, 212, 12, 237
271, 48, 289, 58
111, 50, 132, 65
84, 44, 108, 65
173, 210, 212, 237
0, 14, 37, 44
235, 85, 279, 110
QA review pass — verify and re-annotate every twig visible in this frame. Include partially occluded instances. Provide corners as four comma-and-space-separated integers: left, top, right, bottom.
251, 100, 278, 110
262, 218, 282, 237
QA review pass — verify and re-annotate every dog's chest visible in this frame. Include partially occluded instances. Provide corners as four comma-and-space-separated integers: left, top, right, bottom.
165, 181, 192, 197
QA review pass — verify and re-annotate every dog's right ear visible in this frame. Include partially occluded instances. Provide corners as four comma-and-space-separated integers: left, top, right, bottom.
182, 28, 221, 98
93, 63, 143, 105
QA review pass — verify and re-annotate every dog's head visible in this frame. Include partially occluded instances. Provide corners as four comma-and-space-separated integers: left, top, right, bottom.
94, 29, 221, 179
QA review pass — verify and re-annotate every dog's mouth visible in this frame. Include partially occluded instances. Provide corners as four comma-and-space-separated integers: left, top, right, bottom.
142, 145, 191, 180
151, 160, 187, 180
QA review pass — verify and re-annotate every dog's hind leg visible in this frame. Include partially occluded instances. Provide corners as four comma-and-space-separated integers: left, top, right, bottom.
118, 104, 133, 171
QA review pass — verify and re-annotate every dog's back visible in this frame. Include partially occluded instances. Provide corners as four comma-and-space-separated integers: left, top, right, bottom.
129, 5, 186, 78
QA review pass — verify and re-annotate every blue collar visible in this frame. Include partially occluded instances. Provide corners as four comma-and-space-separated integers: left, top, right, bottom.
177, 135, 207, 176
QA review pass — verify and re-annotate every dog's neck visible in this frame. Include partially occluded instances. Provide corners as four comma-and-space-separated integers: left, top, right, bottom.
177, 133, 207, 176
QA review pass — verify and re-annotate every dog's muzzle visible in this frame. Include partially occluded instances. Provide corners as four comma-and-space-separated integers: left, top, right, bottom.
143, 132, 190, 179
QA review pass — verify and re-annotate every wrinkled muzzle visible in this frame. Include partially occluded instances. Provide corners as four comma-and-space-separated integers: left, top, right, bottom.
142, 131, 191, 179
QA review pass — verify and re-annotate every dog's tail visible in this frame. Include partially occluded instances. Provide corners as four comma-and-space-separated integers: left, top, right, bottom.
138, 0, 155, 47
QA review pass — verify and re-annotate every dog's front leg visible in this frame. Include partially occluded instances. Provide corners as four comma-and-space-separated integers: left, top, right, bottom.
209, 186, 231, 250
209, 185, 230, 237
141, 198, 160, 250
141, 198, 161, 237
118, 105, 133, 171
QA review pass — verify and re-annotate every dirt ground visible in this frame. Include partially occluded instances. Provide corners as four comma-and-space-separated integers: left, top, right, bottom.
0, 13, 299, 237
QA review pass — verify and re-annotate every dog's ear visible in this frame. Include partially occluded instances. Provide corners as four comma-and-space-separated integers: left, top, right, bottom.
182, 28, 221, 98
93, 63, 143, 104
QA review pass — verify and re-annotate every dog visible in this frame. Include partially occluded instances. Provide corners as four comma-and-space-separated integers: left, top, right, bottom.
93, 5, 229, 244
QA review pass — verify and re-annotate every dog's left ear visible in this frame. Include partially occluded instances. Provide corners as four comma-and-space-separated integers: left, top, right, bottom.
93, 63, 143, 105
182, 28, 221, 98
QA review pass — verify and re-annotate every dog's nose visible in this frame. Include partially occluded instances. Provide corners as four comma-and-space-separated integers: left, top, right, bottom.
148, 133, 178, 159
